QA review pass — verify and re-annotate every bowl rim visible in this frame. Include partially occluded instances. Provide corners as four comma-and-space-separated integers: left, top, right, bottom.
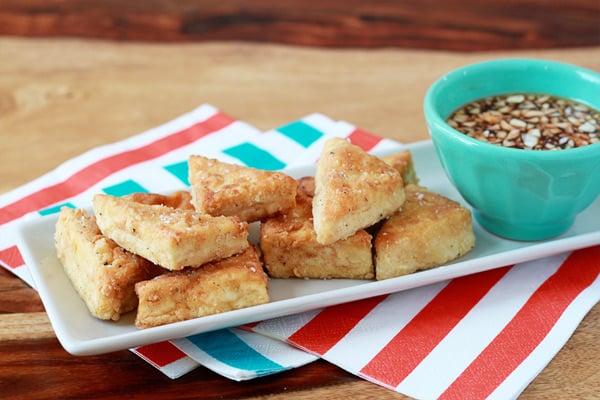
423, 57, 600, 160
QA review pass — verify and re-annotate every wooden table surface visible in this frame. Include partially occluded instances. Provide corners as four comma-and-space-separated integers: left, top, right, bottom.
1, 2, 599, 398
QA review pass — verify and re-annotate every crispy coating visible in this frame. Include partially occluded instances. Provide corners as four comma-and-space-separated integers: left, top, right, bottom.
134, 244, 269, 329
260, 178, 374, 279
188, 155, 297, 222
54, 207, 163, 321
313, 137, 405, 245
381, 150, 419, 186
123, 190, 194, 210
93, 194, 249, 271
374, 185, 475, 280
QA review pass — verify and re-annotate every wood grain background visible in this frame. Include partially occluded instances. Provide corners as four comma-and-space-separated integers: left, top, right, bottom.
1, 0, 599, 50
1, 1, 599, 399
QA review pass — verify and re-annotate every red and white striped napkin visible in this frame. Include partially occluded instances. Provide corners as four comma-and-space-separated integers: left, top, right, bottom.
247, 247, 600, 399
1, 104, 598, 399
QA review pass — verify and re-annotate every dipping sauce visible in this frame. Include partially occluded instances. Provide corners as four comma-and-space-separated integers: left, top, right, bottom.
447, 94, 600, 150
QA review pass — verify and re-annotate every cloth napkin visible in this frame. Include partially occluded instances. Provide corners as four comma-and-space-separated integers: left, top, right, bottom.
1, 104, 598, 399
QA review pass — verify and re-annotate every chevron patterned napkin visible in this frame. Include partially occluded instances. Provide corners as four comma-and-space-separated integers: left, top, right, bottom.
1, 104, 599, 399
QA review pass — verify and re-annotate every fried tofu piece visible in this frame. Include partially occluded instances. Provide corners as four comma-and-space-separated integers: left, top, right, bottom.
188, 155, 297, 222
381, 150, 419, 186
93, 194, 249, 271
123, 190, 194, 210
313, 137, 406, 245
134, 244, 269, 329
296, 176, 315, 197
260, 179, 374, 279
54, 207, 162, 321
374, 185, 475, 280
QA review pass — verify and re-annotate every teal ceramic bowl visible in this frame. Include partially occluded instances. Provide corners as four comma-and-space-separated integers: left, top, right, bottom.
424, 58, 600, 241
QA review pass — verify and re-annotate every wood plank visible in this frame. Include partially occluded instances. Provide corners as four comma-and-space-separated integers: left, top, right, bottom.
0, 337, 396, 400
0, 0, 598, 50
0, 312, 54, 341
0, 268, 44, 313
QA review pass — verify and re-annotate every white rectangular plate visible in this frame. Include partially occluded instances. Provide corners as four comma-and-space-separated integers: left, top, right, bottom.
17, 140, 600, 355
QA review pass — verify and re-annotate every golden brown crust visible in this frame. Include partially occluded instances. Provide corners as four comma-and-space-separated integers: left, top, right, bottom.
134, 244, 269, 329
381, 150, 419, 186
123, 190, 194, 210
188, 155, 297, 222
313, 137, 405, 245
54, 207, 163, 321
93, 194, 249, 271
374, 185, 475, 280
260, 179, 374, 279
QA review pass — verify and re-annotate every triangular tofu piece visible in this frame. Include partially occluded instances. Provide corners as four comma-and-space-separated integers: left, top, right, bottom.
188, 155, 297, 222
135, 244, 269, 329
260, 177, 375, 280
55, 207, 163, 321
93, 194, 249, 271
313, 137, 405, 245
374, 185, 475, 280
381, 150, 419, 186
